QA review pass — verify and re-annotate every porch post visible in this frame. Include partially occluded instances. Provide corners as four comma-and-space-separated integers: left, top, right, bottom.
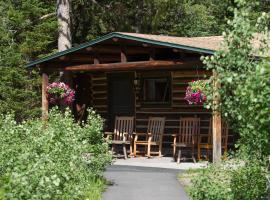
42, 72, 49, 121
212, 71, 222, 163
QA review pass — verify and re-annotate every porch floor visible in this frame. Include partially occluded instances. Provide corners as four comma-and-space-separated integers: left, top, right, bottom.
113, 157, 207, 170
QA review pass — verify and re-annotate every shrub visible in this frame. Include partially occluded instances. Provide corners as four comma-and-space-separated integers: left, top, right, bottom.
189, 159, 269, 200
0, 108, 112, 199
230, 160, 267, 200
188, 164, 233, 200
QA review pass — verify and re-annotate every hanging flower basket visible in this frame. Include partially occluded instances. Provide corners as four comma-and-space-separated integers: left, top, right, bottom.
185, 80, 209, 105
47, 82, 75, 106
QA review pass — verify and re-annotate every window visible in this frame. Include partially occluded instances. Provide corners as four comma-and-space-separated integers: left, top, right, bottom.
141, 77, 171, 104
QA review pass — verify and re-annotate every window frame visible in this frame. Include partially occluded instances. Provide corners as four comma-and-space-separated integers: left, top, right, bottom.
140, 75, 171, 106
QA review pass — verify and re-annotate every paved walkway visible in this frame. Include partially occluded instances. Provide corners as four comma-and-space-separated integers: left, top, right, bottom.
103, 162, 191, 200
113, 157, 207, 170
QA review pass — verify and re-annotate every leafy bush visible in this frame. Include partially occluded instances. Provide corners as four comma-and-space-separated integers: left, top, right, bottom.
189, 159, 269, 200
188, 164, 232, 200
0, 108, 112, 199
203, 0, 270, 158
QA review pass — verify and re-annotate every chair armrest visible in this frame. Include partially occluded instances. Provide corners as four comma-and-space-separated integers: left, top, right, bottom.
171, 133, 179, 137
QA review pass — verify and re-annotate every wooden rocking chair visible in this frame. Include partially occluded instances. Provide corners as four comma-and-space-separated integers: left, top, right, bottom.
197, 119, 229, 160
172, 117, 200, 163
105, 116, 134, 159
134, 117, 165, 157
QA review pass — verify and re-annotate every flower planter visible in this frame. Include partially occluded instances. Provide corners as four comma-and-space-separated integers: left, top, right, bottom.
47, 82, 75, 107
185, 80, 208, 105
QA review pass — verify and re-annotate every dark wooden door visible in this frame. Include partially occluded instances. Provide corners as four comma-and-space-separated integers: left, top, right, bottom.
108, 73, 135, 129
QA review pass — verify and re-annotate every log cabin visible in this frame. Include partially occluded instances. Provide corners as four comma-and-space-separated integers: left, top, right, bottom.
26, 32, 235, 158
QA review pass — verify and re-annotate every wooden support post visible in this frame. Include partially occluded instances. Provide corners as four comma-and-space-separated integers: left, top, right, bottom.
42, 72, 49, 121
121, 46, 127, 63
94, 53, 100, 64
212, 71, 222, 163
149, 48, 155, 61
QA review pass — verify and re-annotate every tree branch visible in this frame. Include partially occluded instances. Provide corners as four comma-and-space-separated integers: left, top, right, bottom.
39, 12, 56, 20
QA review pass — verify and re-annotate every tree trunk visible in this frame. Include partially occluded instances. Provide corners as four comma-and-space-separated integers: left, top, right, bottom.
57, 0, 72, 81
57, 0, 71, 51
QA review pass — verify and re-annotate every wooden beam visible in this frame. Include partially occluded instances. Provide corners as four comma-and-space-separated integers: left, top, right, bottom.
94, 57, 100, 64
149, 48, 156, 61
121, 46, 127, 63
63, 60, 202, 72
212, 70, 222, 163
93, 52, 100, 64
42, 72, 49, 121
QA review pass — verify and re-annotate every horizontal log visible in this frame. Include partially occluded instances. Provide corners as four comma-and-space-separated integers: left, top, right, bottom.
63, 60, 203, 72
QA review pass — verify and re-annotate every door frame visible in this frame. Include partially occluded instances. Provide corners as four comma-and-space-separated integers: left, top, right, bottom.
107, 72, 135, 129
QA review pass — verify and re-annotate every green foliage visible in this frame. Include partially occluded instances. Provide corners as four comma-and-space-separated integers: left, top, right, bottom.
230, 160, 268, 200
189, 159, 269, 200
0, 0, 57, 121
189, 1, 270, 199
0, 108, 112, 199
203, 0, 270, 157
235, 61, 270, 156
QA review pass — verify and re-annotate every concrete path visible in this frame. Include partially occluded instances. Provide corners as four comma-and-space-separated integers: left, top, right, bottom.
114, 157, 207, 170
103, 165, 189, 200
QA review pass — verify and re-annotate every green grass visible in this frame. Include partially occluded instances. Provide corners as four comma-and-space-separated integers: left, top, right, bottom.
84, 178, 108, 200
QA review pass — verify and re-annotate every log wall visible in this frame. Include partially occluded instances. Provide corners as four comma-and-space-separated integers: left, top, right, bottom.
85, 68, 235, 149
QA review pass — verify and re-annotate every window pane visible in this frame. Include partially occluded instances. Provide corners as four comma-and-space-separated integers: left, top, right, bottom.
143, 78, 170, 103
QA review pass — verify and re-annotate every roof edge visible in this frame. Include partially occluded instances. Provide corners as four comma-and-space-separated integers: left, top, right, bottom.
26, 32, 215, 68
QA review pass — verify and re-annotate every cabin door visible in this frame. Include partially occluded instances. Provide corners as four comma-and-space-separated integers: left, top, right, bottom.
108, 73, 135, 129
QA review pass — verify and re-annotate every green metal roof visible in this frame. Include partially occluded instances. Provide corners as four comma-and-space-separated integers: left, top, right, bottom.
26, 32, 215, 68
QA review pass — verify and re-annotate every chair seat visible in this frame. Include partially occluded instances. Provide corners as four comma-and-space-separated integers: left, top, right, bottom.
111, 140, 131, 144
171, 143, 193, 147
198, 144, 212, 148
135, 141, 160, 145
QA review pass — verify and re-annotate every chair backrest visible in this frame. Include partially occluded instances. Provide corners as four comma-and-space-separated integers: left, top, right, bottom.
178, 117, 200, 145
208, 118, 229, 146
113, 116, 134, 141
147, 117, 166, 142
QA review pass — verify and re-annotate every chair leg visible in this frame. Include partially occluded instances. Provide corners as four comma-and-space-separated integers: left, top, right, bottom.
177, 148, 181, 164
129, 143, 133, 157
123, 144, 127, 159
134, 143, 137, 157
147, 143, 151, 158
158, 144, 162, 157
173, 145, 176, 158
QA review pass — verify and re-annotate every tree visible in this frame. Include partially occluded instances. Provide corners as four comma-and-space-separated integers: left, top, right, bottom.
0, 0, 57, 121
204, 0, 270, 157
57, 0, 72, 51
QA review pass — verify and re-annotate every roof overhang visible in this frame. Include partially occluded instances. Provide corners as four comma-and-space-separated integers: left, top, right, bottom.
26, 32, 215, 68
